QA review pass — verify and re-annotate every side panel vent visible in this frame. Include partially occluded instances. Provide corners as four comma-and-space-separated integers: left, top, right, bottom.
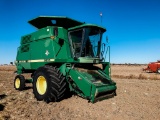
22, 35, 32, 44
21, 44, 30, 53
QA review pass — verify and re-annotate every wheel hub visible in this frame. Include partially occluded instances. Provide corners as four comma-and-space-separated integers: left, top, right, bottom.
36, 76, 47, 95
15, 78, 20, 88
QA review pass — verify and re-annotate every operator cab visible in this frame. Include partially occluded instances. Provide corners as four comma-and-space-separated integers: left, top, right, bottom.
68, 24, 106, 61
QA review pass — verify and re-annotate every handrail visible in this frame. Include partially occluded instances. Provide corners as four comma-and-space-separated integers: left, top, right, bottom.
104, 46, 110, 63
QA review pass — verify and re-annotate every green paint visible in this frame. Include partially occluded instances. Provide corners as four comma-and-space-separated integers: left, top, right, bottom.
16, 16, 117, 102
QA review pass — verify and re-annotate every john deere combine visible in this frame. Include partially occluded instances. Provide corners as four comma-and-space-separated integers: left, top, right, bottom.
14, 16, 116, 103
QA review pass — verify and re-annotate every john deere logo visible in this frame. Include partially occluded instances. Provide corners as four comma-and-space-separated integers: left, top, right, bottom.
45, 50, 49, 56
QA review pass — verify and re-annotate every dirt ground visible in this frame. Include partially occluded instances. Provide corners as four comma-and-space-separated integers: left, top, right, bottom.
111, 64, 160, 80
0, 65, 160, 120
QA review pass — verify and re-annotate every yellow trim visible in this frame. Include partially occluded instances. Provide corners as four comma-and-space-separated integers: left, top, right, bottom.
36, 76, 47, 95
17, 59, 55, 63
15, 78, 20, 88
28, 60, 45, 62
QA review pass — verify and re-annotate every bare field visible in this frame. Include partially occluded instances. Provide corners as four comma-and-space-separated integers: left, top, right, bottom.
111, 64, 160, 80
0, 65, 160, 120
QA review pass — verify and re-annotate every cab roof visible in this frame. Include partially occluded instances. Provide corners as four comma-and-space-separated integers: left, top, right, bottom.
28, 16, 83, 29
68, 24, 106, 32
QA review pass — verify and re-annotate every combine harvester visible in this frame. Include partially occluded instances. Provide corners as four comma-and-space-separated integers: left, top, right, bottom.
14, 16, 117, 103
143, 60, 160, 73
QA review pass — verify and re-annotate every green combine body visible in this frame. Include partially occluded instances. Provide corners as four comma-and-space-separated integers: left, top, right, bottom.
14, 16, 116, 103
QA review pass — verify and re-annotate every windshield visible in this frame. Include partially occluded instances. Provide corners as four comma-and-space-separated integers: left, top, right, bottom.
69, 29, 84, 57
69, 28, 102, 58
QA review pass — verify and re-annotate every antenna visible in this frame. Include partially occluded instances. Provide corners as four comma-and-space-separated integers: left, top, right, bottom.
100, 12, 102, 25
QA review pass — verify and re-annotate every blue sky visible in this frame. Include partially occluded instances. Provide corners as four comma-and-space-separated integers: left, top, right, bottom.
0, 0, 160, 64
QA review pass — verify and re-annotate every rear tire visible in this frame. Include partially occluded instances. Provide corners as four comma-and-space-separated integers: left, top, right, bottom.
14, 75, 25, 91
33, 65, 67, 103
158, 68, 160, 74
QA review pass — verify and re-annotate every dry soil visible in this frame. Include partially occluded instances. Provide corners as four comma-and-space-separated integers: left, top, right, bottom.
0, 65, 160, 120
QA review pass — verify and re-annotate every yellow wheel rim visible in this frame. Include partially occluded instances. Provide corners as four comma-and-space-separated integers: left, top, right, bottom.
36, 76, 47, 95
15, 78, 20, 88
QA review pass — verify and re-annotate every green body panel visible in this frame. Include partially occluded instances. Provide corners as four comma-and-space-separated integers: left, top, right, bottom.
102, 62, 111, 77
91, 83, 116, 102
16, 26, 72, 70
68, 68, 92, 97
58, 63, 116, 102
55, 27, 72, 59
15, 16, 117, 102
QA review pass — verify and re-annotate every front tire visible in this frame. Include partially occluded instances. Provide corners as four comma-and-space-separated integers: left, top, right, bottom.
14, 75, 25, 91
33, 65, 67, 103
158, 68, 160, 73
